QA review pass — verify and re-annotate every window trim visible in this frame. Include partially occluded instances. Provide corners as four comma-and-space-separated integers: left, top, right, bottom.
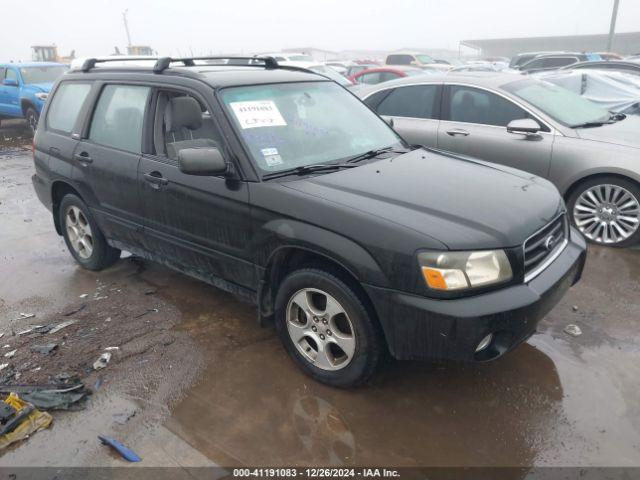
85, 82, 153, 155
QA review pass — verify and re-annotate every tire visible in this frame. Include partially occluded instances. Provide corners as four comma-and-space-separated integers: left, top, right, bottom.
25, 107, 39, 135
59, 194, 121, 270
567, 176, 640, 247
274, 268, 383, 388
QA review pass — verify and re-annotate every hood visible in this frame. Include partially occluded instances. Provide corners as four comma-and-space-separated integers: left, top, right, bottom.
283, 149, 563, 250
24, 82, 53, 93
575, 115, 640, 149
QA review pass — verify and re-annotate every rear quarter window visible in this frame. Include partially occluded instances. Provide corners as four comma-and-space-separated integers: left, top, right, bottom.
46, 82, 92, 133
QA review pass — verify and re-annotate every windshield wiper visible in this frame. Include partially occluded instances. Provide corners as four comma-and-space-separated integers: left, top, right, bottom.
346, 146, 409, 163
262, 163, 357, 180
571, 112, 627, 129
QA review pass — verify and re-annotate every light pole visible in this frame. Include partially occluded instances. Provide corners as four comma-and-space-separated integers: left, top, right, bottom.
607, 0, 620, 52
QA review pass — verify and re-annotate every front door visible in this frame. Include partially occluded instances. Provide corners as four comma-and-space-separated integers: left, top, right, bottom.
138, 89, 254, 289
437, 85, 554, 179
0, 67, 22, 117
72, 83, 150, 248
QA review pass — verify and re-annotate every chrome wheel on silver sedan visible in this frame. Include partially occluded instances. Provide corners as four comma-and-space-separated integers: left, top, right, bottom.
573, 182, 640, 245
286, 288, 356, 371
65, 205, 94, 259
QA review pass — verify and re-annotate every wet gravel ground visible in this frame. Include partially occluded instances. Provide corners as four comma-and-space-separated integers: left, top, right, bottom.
0, 128, 639, 469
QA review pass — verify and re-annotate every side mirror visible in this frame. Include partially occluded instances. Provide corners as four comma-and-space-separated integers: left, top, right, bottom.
178, 148, 228, 176
2, 78, 18, 87
507, 118, 541, 135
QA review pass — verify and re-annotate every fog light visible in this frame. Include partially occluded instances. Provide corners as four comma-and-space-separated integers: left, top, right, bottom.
475, 333, 493, 352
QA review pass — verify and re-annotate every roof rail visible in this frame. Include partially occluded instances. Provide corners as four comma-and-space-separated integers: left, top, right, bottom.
80, 56, 158, 72
153, 56, 279, 73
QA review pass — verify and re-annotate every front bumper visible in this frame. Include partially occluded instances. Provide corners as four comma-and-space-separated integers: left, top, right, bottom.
365, 228, 587, 362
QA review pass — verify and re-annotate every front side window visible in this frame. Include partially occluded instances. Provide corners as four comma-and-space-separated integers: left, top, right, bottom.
5, 69, 18, 82
503, 78, 610, 127
358, 72, 381, 84
447, 86, 526, 127
288, 55, 313, 62
376, 85, 439, 119
46, 82, 92, 133
220, 81, 401, 173
415, 54, 435, 64
386, 55, 413, 65
543, 57, 577, 68
89, 85, 150, 153
19, 66, 67, 84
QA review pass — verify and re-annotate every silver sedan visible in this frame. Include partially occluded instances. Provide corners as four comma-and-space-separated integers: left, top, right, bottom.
356, 72, 640, 247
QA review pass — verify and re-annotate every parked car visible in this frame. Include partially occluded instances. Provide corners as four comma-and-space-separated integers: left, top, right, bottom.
509, 51, 573, 69
349, 66, 426, 85
0, 62, 67, 132
307, 64, 354, 87
385, 51, 451, 72
561, 60, 640, 76
258, 52, 314, 67
32, 57, 585, 386
518, 53, 601, 73
358, 72, 640, 246
536, 69, 640, 115
345, 63, 379, 78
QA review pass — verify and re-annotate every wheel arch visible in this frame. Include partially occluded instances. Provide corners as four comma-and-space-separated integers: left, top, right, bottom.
257, 246, 385, 346
20, 98, 37, 116
563, 171, 640, 203
51, 181, 83, 235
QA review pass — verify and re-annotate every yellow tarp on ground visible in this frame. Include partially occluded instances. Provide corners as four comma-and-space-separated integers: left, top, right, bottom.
0, 392, 53, 450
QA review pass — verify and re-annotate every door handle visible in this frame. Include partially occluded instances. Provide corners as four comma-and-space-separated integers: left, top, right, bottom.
74, 151, 93, 164
144, 172, 169, 189
446, 128, 470, 137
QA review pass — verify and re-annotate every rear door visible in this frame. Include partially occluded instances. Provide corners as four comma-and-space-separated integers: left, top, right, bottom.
364, 83, 441, 147
437, 84, 554, 178
137, 87, 254, 289
72, 83, 150, 249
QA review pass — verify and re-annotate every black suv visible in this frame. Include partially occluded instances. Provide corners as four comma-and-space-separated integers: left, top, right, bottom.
32, 57, 586, 387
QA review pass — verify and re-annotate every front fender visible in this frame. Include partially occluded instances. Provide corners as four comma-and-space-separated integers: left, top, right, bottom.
258, 218, 390, 287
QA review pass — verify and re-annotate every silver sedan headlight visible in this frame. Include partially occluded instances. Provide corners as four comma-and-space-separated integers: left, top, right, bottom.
418, 250, 513, 291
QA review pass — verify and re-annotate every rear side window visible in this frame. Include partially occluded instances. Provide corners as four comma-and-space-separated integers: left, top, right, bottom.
358, 72, 381, 84
89, 85, 150, 153
46, 82, 92, 133
386, 54, 413, 65
448, 86, 526, 127
376, 85, 439, 119
544, 57, 577, 68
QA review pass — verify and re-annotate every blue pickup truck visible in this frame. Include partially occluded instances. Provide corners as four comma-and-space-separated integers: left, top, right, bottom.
0, 62, 67, 133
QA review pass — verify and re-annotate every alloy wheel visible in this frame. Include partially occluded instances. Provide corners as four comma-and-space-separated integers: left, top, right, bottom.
573, 184, 640, 244
65, 206, 94, 259
286, 288, 356, 371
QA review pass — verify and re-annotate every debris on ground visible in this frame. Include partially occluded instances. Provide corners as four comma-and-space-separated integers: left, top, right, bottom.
0, 384, 89, 411
572, 305, 579, 312
14, 313, 35, 321
0, 393, 52, 450
113, 408, 137, 425
104, 346, 119, 351
4, 350, 16, 358
30, 343, 58, 355
0, 364, 8, 371
98, 435, 142, 462
49, 320, 77, 334
79, 294, 89, 299
93, 352, 112, 370
144, 288, 157, 295
17, 326, 43, 336
564, 324, 582, 337
134, 308, 159, 318
63, 304, 86, 316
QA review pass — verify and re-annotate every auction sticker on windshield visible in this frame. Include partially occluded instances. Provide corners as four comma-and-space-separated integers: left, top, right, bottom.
230, 100, 287, 129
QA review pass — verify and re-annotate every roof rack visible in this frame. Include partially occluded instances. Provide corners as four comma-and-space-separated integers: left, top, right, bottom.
152, 56, 280, 73
80, 56, 157, 72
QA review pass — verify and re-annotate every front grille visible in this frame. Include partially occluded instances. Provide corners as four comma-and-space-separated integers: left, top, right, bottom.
523, 214, 568, 280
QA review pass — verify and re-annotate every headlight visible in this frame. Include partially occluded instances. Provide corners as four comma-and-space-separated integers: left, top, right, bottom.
35, 92, 48, 101
418, 250, 512, 291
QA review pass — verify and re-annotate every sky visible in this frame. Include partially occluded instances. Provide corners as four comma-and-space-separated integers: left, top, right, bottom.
2, 0, 639, 61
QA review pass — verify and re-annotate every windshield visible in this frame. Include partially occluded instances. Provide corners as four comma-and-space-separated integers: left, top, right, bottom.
415, 54, 435, 64
19, 66, 67, 84
502, 78, 610, 127
220, 82, 402, 174
289, 55, 313, 62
